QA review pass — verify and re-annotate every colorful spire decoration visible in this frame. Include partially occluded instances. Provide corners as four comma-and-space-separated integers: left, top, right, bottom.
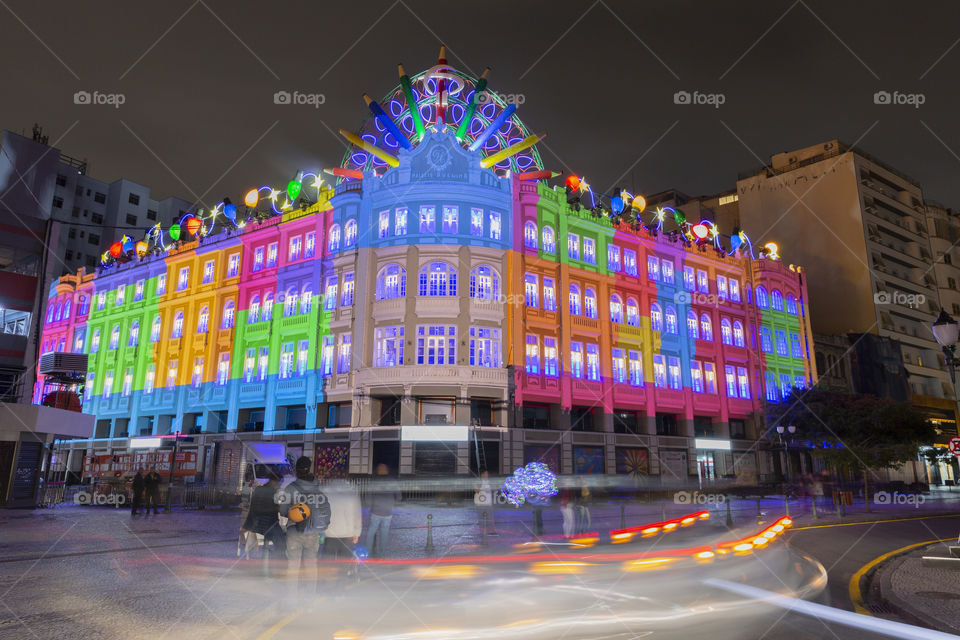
363, 93, 412, 150
469, 103, 517, 152
338, 128, 399, 168
397, 64, 425, 141
480, 130, 547, 169
456, 67, 490, 140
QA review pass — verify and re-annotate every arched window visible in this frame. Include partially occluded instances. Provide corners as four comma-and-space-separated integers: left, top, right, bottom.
376, 264, 406, 300
665, 304, 678, 333
284, 287, 299, 317
524, 221, 538, 249
785, 294, 798, 314
62, 300, 71, 319
73, 329, 85, 353
469, 265, 500, 300
197, 306, 209, 333
700, 314, 713, 341
55, 303, 62, 322
328, 224, 341, 251
651, 302, 663, 332
542, 226, 556, 253
79, 296, 89, 316
300, 286, 313, 314
91, 329, 101, 352
626, 298, 640, 327
129, 321, 140, 347
46, 303, 55, 324
610, 294, 623, 323
720, 318, 732, 344
756, 286, 769, 309
248, 295, 260, 324
733, 320, 745, 347
222, 299, 235, 329
569, 284, 581, 315
771, 289, 784, 311
686, 309, 699, 338
151, 315, 162, 342
109, 324, 120, 349
344, 219, 357, 248
172, 311, 184, 338
418, 261, 457, 297
263, 292, 274, 322
584, 287, 598, 319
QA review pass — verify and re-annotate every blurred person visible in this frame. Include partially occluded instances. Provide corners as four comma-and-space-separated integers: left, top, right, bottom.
473, 470, 497, 534
365, 464, 400, 558
144, 468, 162, 514
575, 486, 592, 534
243, 471, 286, 562
130, 468, 145, 516
278, 456, 331, 596
322, 475, 363, 572
559, 489, 574, 537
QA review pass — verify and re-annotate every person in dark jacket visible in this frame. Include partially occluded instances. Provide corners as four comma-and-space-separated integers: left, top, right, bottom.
364, 464, 400, 558
243, 473, 285, 558
277, 457, 331, 596
144, 468, 162, 514
130, 469, 145, 516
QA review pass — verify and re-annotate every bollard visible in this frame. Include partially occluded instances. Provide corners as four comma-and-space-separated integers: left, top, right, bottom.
836, 499, 843, 520
481, 510, 489, 545
811, 495, 818, 520
425, 513, 435, 554
620, 503, 626, 529
725, 497, 733, 528
533, 507, 543, 537
756, 497, 762, 523
784, 495, 790, 518
661, 503, 666, 522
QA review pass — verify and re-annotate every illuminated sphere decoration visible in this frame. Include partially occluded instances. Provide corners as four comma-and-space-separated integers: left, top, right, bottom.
501, 462, 558, 507
631, 195, 646, 211
565, 174, 581, 191
611, 196, 624, 214
121, 235, 134, 254
169, 223, 181, 241
224, 202, 237, 223
244, 189, 259, 208
691, 223, 709, 241
287, 180, 302, 201
109, 242, 123, 258
185, 216, 202, 236
135, 241, 148, 257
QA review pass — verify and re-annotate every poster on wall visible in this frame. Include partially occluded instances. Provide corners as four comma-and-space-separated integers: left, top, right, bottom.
658, 450, 688, 484
573, 446, 604, 474
524, 445, 560, 474
616, 448, 649, 478
315, 444, 349, 479
733, 451, 758, 484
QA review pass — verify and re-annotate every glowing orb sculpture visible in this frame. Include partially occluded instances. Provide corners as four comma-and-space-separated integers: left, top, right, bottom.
244, 189, 259, 207
501, 462, 558, 507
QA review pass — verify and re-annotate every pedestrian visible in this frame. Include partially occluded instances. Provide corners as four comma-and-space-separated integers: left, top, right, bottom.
365, 464, 400, 558
144, 468, 162, 514
130, 468, 145, 516
243, 471, 286, 563
575, 485, 592, 534
322, 475, 363, 573
473, 470, 497, 534
559, 488, 574, 538
277, 456, 331, 597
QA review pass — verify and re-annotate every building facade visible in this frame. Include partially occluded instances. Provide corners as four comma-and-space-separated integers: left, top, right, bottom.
35, 63, 816, 484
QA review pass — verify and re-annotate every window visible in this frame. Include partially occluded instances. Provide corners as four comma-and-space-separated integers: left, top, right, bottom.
725, 365, 737, 397
729, 279, 740, 302
374, 326, 405, 367
217, 353, 230, 385
280, 287, 297, 317
344, 219, 357, 247
144, 365, 155, 395
128, 321, 140, 347
780, 373, 793, 399
470, 208, 483, 236
197, 307, 209, 333
612, 348, 626, 383
756, 286, 769, 309
653, 355, 666, 388
794, 375, 806, 390
248, 295, 260, 324
720, 318, 732, 344
570, 342, 583, 378
147, 209, 157, 221
395, 208, 408, 235
328, 225, 341, 251
134, 280, 144, 301
242, 349, 255, 383
103, 370, 114, 399
489, 211, 501, 240
733, 320, 745, 347
608, 245, 621, 271
91, 329, 101, 353
691, 360, 704, 393
541, 226, 555, 253
569, 284, 582, 315
377, 264, 406, 299
378, 211, 390, 238
647, 255, 660, 281
700, 314, 713, 341
52, 196, 64, 208
470, 327, 501, 367
419, 261, 458, 296
172, 311, 184, 338
89, 233, 100, 245
222, 300, 235, 329
293, 340, 308, 376
125, 214, 137, 226
341, 273, 355, 307
524, 221, 538, 249
257, 347, 269, 381
470, 265, 500, 300
79, 296, 90, 316
150, 315, 162, 342
202, 260, 215, 284
525, 335, 540, 374
624, 249, 638, 276
567, 233, 580, 260
94, 192, 105, 204
115, 286, 125, 306
610, 294, 623, 323
263, 292, 274, 322
305, 231, 316, 258
177, 266, 190, 291
661, 259, 674, 284
544, 337, 558, 376
320, 337, 334, 376
288, 235, 302, 261
785, 294, 798, 314
686, 310, 699, 338
697, 269, 709, 293
760, 327, 773, 353
628, 351, 643, 386
85, 373, 95, 400
253, 247, 265, 272
737, 367, 750, 399
681, 265, 694, 290
109, 324, 120, 350
442, 206, 458, 234
791, 333, 802, 358
765, 373, 779, 402
584, 287, 598, 318
543, 277, 556, 311
524, 273, 539, 307
626, 298, 640, 326
192, 357, 204, 388
265, 242, 277, 267
650, 303, 663, 332
668, 356, 681, 389
128, 193, 140, 205
586, 344, 600, 381
583, 238, 596, 264
279, 343, 294, 380
717, 275, 728, 300
321, 276, 337, 311
704, 363, 717, 394
73, 329, 85, 353
771, 290, 784, 311
776, 329, 788, 356
419, 206, 436, 233
417, 326, 455, 364
167, 360, 178, 390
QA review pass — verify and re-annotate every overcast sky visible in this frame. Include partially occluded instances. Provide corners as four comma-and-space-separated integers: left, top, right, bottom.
3, 0, 960, 211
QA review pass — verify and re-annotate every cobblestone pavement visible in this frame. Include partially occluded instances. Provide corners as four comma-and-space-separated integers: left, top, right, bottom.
877, 541, 960, 634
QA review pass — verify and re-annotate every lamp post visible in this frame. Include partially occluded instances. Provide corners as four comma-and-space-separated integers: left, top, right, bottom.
932, 310, 960, 485
776, 425, 797, 481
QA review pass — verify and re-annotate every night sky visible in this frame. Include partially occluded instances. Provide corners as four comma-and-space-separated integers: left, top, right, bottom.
3, 0, 960, 212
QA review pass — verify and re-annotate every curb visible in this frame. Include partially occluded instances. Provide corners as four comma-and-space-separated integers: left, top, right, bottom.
876, 544, 960, 635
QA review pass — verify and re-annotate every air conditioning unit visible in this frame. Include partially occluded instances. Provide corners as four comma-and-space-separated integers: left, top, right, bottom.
39, 352, 88, 375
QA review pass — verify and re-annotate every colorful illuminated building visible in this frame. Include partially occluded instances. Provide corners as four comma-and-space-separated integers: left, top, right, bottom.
36, 52, 816, 482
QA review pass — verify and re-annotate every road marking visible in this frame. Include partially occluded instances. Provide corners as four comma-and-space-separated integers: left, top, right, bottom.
790, 512, 960, 531
848, 538, 954, 616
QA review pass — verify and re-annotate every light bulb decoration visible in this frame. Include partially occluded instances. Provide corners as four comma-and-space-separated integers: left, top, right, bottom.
501, 462, 558, 507
761, 241, 780, 260
244, 188, 259, 208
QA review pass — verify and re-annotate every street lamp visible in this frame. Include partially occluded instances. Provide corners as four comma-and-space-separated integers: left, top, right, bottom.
776, 425, 797, 481
933, 309, 960, 388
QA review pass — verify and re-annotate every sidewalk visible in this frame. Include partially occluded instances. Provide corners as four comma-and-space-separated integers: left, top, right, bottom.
876, 541, 960, 634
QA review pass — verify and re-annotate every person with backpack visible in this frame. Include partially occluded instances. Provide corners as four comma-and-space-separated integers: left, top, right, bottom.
243, 471, 286, 563
277, 456, 331, 595
130, 469, 145, 516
